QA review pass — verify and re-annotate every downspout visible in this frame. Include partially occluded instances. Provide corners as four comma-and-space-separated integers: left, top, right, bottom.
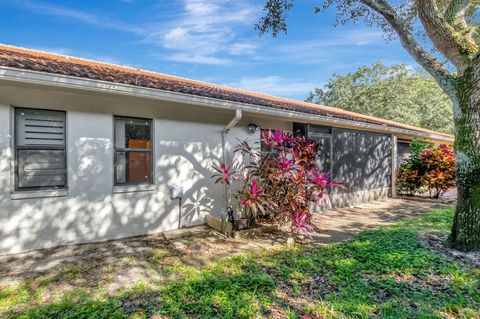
222, 109, 242, 163
221, 109, 242, 233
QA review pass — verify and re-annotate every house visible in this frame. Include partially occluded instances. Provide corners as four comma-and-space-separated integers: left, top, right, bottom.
0, 45, 453, 254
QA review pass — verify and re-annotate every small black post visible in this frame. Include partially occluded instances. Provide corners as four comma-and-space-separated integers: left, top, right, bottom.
226, 206, 235, 232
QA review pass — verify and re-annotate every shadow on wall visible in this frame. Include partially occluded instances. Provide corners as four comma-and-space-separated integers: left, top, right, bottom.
329, 129, 392, 207
155, 139, 224, 228
0, 132, 226, 254
0, 146, 11, 216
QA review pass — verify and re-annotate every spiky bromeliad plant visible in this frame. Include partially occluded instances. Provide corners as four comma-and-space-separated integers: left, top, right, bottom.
212, 129, 345, 233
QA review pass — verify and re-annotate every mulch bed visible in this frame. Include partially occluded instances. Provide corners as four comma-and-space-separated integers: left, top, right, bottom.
419, 232, 480, 268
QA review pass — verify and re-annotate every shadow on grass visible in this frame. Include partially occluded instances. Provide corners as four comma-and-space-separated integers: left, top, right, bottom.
2, 208, 479, 319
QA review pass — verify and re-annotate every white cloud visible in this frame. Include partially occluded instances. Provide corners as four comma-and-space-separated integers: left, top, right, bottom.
146, 0, 260, 64
344, 29, 383, 46
184, 0, 218, 16
10, 0, 142, 34
10, 0, 260, 65
163, 53, 230, 65
275, 29, 383, 52
163, 27, 190, 49
224, 76, 318, 98
271, 29, 384, 64
229, 43, 256, 56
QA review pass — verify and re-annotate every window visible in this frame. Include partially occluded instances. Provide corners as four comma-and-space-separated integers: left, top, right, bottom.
307, 125, 333, 173
312, 134, 332, 172
15, 108, 67, 190
114, 116, 153, 186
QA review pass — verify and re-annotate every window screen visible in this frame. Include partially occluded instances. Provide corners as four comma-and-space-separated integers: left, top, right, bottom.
308, 125, 333, 173
114, 116, 153, 185
15, 108, 66, 190
310, 134, 332, 172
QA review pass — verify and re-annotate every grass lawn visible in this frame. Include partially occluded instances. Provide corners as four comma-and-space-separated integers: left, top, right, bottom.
1, 207, 479, 319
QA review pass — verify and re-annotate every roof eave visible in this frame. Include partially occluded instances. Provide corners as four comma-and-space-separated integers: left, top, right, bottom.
0, 66, 454, 143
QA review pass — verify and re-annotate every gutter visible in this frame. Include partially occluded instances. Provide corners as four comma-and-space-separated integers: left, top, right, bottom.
222, 109, 242, 164
221, 110, 242, 234
0, 67, 453, 143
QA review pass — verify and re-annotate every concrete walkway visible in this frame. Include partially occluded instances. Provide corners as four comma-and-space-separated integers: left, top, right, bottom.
0, 198, 451, 286
309, 198, 449, 243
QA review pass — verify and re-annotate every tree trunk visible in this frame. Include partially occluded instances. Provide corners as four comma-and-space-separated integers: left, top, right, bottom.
449, 58, 480, 251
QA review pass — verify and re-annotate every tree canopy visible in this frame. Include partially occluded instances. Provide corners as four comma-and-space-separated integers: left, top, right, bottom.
306, 62, 454, 134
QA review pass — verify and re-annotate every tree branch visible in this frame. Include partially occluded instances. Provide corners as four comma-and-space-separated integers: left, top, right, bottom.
416, 0, 478, 69
444, 0, 471, 24
360, 0, 456, 98
256, 0, 294, 37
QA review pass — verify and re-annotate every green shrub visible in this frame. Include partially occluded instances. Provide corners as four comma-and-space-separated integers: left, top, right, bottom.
397, 140, 455, 198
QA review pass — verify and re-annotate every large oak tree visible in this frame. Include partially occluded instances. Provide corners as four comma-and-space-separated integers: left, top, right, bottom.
257, 0, 480, 251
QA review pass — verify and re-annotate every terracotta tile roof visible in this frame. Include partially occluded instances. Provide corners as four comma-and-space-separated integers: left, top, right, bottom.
0, 44, 453, 139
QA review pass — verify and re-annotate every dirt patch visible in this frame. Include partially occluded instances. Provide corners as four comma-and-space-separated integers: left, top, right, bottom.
0, 229, 247, 288
0, 199, 451, 292
420, 232, 480, 268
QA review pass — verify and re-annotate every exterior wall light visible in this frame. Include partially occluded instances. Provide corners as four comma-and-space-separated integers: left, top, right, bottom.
248, 123, 259, 134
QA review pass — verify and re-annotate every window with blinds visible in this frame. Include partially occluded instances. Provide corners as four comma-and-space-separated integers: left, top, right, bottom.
114, 116, 153, 186
15, 108, 67, 190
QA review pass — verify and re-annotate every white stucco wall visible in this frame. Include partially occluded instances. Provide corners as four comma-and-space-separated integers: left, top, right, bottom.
0, 79, 399, 254
0, 82, 271, 254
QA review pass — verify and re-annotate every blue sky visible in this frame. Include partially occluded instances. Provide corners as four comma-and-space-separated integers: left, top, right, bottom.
0, 0, 417, 100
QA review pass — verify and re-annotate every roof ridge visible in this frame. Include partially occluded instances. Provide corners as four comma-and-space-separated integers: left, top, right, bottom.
0, 44, 453, 139
0, 44, 150, 73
